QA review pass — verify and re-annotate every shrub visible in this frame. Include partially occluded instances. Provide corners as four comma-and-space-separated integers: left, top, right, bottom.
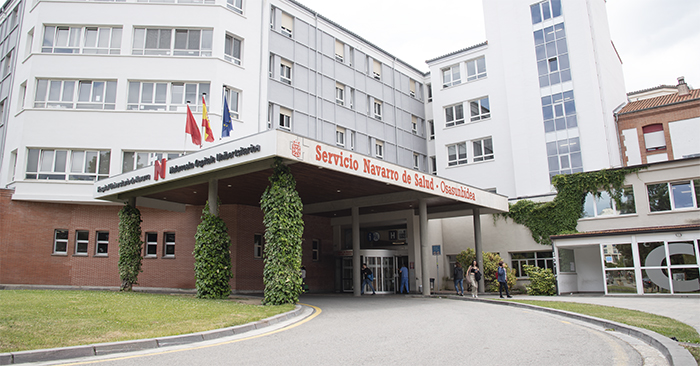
118, 204, 143, 291
193, 201, 233, 299
523, 264, 557, 296
456, 248, 476, 269
260, 158, 304, 305
483, 252, 517, 292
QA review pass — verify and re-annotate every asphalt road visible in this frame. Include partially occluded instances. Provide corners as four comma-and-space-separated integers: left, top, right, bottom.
44, 295, 647, 366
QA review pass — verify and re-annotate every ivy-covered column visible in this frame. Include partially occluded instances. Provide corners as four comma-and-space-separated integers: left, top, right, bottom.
193, 200, 232, 299
118, 199, 143, 291
260, 158, 304, 305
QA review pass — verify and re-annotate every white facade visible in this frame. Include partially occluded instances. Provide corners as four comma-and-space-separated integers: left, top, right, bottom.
0, 0, 636, 292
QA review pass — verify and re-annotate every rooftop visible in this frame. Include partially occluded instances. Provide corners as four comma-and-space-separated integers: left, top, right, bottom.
617, 88, 700, 115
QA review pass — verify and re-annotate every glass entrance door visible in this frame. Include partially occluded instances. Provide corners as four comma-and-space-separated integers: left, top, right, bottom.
365, 255, 395, 293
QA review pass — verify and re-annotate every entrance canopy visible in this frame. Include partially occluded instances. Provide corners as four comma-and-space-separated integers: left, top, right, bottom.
94, 130, 508, 217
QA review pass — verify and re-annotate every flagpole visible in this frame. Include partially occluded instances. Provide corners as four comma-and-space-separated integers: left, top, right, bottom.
200, 93, 206, 149
184, 101, 190, 155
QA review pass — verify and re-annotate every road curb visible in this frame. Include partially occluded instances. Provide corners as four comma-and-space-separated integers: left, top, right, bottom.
0, 305, 305, 365
431, 295, 696, 366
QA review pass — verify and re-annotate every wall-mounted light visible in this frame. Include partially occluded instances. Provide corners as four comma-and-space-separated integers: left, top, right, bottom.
675, 233, 683, 237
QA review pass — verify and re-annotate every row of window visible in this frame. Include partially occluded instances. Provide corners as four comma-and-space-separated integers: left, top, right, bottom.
53, 229, 176, 257
581, 179, 700, 219
41, 26, 243, 65
444, 96, 490, 127
254, 234, 320, 261
32, 80, 240, 116
270, 8, 423, 100
441, 56, 487, 89
446, 137, 494, 167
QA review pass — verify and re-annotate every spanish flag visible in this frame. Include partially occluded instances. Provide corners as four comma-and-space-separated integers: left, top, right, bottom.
202, 96, 215, 143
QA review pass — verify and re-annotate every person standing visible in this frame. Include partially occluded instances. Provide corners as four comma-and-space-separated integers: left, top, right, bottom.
361, 264, 376, 295
399, 264, 410, 294
497, 260, 512, 298
453, 262, 464, 296
467, 260, 481, 298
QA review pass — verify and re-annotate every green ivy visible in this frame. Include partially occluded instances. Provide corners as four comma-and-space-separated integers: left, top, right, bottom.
523, 264, 556, 296
260, 158, 304, 305
498, 167, 643, 245
193, 200, 233, 299
482, 252, 517, 292
118, 204, 144, 291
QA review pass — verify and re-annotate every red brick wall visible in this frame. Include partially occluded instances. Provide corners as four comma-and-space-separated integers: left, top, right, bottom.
617, 99, 700, 165
0, 189, 335, 292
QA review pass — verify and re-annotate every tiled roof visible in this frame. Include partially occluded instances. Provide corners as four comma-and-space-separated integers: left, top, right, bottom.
551, 224, 700, 240
617, 89, 700, 115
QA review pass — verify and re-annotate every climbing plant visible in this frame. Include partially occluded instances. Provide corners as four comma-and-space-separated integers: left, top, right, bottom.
118, 204, 144, 291
260, 158, 305, 305
498, 167, 643, 245
193, 200, 233, 299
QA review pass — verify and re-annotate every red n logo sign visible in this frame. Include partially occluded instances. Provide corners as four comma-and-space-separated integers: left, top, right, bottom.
154, 159, 166, 181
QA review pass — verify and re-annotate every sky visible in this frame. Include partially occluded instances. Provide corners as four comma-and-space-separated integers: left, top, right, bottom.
296, 0, 700, 93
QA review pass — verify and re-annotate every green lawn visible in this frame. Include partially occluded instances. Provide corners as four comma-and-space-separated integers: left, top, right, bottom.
0, 290, 294, 353
507, 299, 700, 343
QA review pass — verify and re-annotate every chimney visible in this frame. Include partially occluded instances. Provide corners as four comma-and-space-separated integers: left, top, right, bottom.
677, 76, 690, 96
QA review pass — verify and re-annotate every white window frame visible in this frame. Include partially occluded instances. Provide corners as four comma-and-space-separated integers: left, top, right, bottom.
254, 233, 264, 259
335, 40, 344, 62
466, 56, 487, 81
582, 187, 636, 218
412, 116, 418, 134
280, 12, 293, 37
95, 231, 109, 256
428, 120, 435, 140
226, 0, 243, 14
511, 251, 554, 278
164, 232, 175, 257
25, 148, 111, 181
145, 232, 158, 257
430, 156, 437, 175
224, 33, 242, 65
447, 142, 468, 166
280, 59, 292, 85
469, 96, 491, 121
647, 180, 700, 212
373, 100, 382, 120
54, 229, 68, 254
472, 137, 494, 162
375, 140, 384, 159
122, 151, 181, 173
445, 103, 464, 127
224, 87, 241, 120
336, 83, 345, 105
442, 64, 461, 88
34, 79, 118, 110
336, 127, 345, 147
413, 153, 420, 169
127, 81, 210, 112
132, 28, 213, 57
279, 107, 291, 130
75, 230, 89, 255
42, 26, 122, 55
312, 239, 320, 261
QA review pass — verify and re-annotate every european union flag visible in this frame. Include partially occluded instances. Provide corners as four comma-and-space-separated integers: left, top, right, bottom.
222, 98, 233, 138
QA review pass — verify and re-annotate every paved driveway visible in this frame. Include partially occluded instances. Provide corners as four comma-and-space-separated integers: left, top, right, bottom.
40, 295, 649, 366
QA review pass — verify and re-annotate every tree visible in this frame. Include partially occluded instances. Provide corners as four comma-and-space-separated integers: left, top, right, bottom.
260, 158, 304, 305
118, 204, 143, 291
193, 200, 233, 299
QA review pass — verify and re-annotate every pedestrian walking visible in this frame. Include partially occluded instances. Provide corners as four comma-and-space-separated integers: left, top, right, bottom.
453, 262, 464, 296
467, 260, 481, 298
361, 264, 376, 295
497, 260, 512, 298
399, 264, 410, 294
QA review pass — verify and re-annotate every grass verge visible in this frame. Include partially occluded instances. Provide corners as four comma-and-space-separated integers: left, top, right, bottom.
507, 299, 700, 364
0, 290, 294, 353
507, 299, 700, 343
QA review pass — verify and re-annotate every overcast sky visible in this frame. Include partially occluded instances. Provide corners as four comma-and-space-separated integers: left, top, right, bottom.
296, 0, 700, 93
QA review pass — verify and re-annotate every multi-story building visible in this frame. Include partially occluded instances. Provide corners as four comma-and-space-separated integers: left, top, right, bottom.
2, 0, 668, 294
